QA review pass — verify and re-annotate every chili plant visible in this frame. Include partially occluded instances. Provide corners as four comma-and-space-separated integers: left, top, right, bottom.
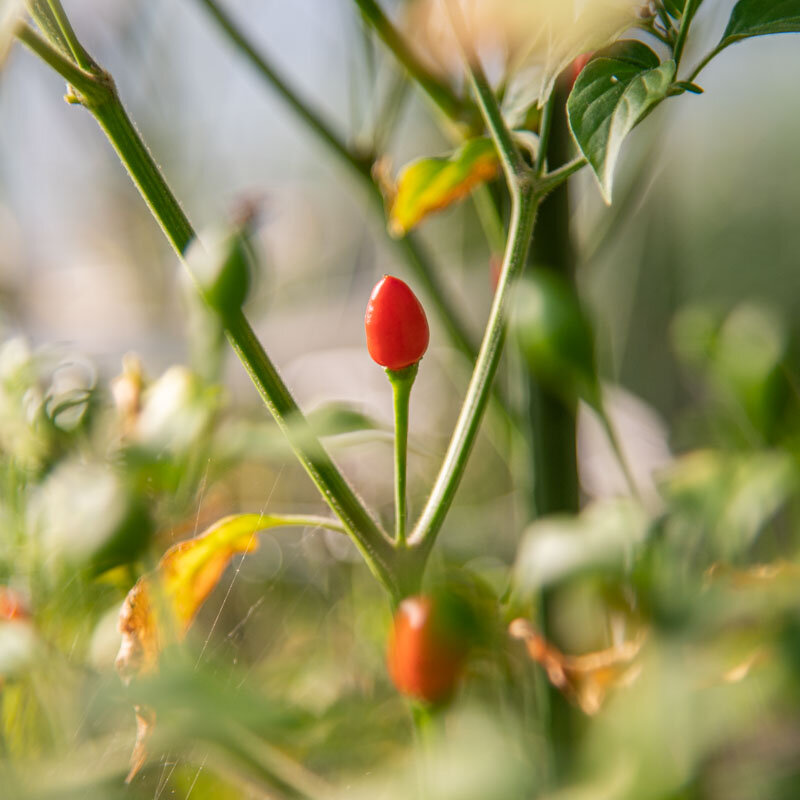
2, 0, 800, 798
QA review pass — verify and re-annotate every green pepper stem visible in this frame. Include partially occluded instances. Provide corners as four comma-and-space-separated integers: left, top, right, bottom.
388, 363, 418, 546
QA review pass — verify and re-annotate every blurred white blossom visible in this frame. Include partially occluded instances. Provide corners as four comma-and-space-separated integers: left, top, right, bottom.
408, 0, 647, 105
30, 460, 128, 563
0, 0, 24, 67
134, 366, 215, 454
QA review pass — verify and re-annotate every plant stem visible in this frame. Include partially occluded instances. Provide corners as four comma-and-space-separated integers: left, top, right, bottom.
672, 0, 702, 68
460, 51, 527, 185
193, 0, 371, 179
190, 0, 479, 366
538, 156, 587, 196
351, 0, 472, 126
535, 90, 557, 176
526, 83, 579, 520
410, 48, 539, 554
16, 23, 99, 97
525, 80, 579, 784
687, 44, 725, 83
223, 311, 398, 591
42, 0, 94, 69
16, 18, 401, 599
388, 364, 418, 546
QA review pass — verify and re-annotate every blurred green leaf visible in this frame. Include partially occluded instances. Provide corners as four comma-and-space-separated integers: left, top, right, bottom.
306, 402, 383, 438
329, 707, 536, 800
659, 449, 797, 559
514, 499, 649, 596
567, 42, 674, 202
512, 269, 598, 407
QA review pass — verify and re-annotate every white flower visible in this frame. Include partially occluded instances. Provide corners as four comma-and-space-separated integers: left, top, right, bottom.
408, 0, 647, 108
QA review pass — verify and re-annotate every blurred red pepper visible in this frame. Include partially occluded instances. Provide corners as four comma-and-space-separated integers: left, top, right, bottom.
387, 594, 468, 703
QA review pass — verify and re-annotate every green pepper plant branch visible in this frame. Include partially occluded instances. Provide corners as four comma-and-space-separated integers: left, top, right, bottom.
12, 0, 585, 603
14, 0, 720, 603
16, 5, 398, 599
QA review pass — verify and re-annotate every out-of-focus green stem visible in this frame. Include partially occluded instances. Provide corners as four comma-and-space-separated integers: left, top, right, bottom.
193, 0, 372, 180
526, 79, 579, 785
351, 0, 474, 126
190, 0, 479, 366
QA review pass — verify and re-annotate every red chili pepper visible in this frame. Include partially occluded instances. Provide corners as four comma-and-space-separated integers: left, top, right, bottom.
0, 587, 28, 621
365, 275, 429, 371
387, 595, 467, 703
567, 52, 593, 92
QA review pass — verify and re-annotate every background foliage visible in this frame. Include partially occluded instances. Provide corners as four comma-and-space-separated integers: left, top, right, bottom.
2, 1, 800, 798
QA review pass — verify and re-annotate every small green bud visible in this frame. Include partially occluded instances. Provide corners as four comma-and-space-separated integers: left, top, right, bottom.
188, 222, 257, 317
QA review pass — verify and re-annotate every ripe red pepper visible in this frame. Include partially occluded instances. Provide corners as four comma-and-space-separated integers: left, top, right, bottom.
365, 275, 429, 371
387, 594, 468, 703
567, 53, 593, 93
0, 587, 28, 621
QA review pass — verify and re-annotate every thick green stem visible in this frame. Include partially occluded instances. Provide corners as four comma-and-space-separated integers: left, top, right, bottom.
526, 81, 579, 784
16, 20, 401, 599
410, 187, 538, 555
388, 364, 418, 545
410, 48, 539, 554
527, 85, 579, 518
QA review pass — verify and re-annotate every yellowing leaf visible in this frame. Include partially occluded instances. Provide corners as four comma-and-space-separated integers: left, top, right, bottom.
159, 513, 262, 628
116, 514, 268, 684
115, 513, 342, 779
116, 579, 160, 683
389, 138, 499, 236
509, 618, 646, 715
115, 514, 265, 781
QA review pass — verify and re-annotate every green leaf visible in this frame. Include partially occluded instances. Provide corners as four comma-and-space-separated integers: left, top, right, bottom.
721, 0, 800, 46
596, 39, 662, 69
306, 402, 383, 438
672, 80, 704, 95
513, 499, 649, 595
388, 137, 499, 236
511, 270, 599, 406
567, 43, 675, 203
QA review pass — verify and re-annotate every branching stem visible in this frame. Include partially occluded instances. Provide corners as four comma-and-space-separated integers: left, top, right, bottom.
15, 14, 400, 599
